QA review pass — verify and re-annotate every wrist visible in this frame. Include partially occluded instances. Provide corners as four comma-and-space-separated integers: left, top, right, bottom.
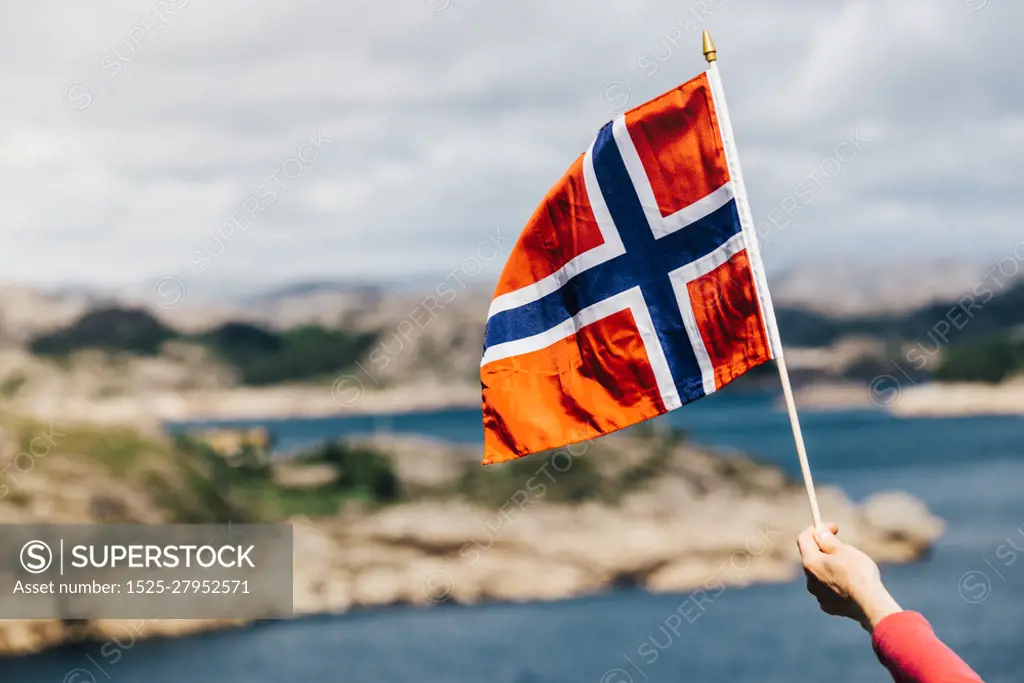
855, 584, 902, 632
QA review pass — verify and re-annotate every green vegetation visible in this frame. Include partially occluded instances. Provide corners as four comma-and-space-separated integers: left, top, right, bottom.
228, 483, 355, 519
200, 322, 378, 385
770, 283, 1024, 384
28, 308, 380, 386
0, 372, 27, 398
296, 441, 400, 503
9, 412, 788, 528
30, 308, 176, 356
22, 281, 1024, 388
773, 282, 1024, 349
173, 437, 402, 519
934, 336, 1024, 384
10, 418, 257, 523
456, 448, 605, 506
163, 435, 260, 524
6, 417, 404, 523
454, 426, 687, 507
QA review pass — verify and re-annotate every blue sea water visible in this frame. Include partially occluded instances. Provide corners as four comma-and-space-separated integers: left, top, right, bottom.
7, 393, 1024, 682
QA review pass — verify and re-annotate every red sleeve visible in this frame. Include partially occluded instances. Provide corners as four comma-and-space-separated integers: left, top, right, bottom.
872, 611, 984, 683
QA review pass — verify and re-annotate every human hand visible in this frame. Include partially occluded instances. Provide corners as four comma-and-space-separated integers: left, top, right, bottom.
797, 523, 902, 632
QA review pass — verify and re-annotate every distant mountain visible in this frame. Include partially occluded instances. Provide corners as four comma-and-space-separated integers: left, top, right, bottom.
2, 259, 1016, 353
770, 260, 990, 316
219, 259, 1001, 322
775, 279, 1024, 349
241, 280, 387, 305
5, 259, 1022, 395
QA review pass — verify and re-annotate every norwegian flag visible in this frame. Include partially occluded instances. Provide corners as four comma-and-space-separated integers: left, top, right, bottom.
480, 69, 782, 464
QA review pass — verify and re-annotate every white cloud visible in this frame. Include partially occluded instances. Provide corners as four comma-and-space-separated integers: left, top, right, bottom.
0, 0, 1020, 289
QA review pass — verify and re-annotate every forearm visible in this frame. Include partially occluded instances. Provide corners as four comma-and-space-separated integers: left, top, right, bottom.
871, 611, 984, 683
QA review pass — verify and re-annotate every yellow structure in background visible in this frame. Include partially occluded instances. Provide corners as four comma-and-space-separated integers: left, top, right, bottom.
191, 426, 274, 466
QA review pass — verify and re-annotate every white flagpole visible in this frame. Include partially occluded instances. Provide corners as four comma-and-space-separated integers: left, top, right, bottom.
701, 30, 823, 529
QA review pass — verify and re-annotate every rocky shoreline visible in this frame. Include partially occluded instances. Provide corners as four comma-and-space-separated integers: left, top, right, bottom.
0, 489, 942, 658
792, 379, 1024, 417
13, 381, 483, 432
889, 380, 1024, 418
0, 427, 944, 658
15, 379, 1024, 435
3, 337, 1023, 429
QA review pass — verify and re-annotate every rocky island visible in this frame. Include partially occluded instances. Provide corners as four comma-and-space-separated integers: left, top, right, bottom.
0, 417, 943, 658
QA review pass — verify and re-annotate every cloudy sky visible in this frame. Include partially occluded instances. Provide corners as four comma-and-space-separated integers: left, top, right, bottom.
1, 0, 1021, 294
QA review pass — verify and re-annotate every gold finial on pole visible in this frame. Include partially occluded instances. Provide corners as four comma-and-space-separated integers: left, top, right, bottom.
702, 30, 717, 63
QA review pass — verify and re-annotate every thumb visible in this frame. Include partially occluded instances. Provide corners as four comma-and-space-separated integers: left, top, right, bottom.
814, 525, 842, 553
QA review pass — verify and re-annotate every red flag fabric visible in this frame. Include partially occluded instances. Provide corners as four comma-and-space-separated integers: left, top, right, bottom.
481, 71, 781, 464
